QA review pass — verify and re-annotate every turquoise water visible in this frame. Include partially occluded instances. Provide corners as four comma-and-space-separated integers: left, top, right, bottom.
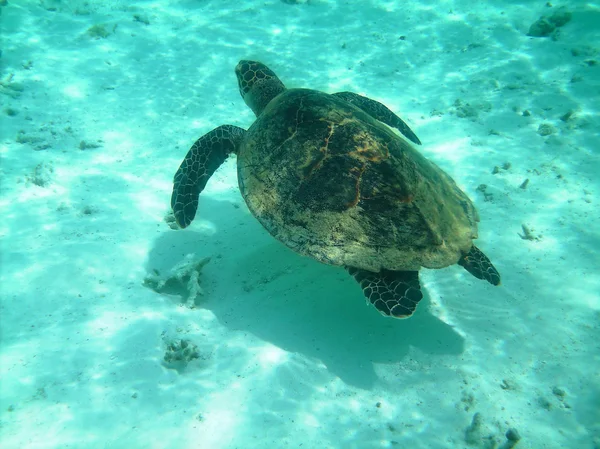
1, 1, 599, 448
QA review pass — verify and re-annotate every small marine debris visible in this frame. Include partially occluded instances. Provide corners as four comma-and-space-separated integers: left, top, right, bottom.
87, 23, 117, 39
27, 162, 54, 187
133, 14, 150, 25
16, 130, 43, 145
552, 386, 566, 400
548, 7, 572, 27
571, 72, 586, 84
56, 202, 70, 213
476, 184, 494, 202
79, 140, 103, 150
518, 224, 540, 241
500, 378, 518, 391
492, 162, 511, 174
460, 391, 476, 412
454, 99, 478, 119
571, 46, 598, 58
550, 386, 572, 409
73, 5, 92, 15
462, 42, 484, 52
537, 123, 555, 136
87, 24, 110, 39
519, 178, 529, 189
164, 211, 179, 230
537, 395, 553, 410
162, 338, 200, 372
527, 18, 554, 37
5, 107, 18, 116
465, 412, 483, 445
527, 7, 572, 38
144, 255, 211, 307
39, 0, 60, 12
453, 99, 492, 120
0, 73, 25, 99
80, 205, 98, 216
560, 110, 574, 122
32, 387, 48, 400
464, 412, 498, 448
499, 428, 522, 449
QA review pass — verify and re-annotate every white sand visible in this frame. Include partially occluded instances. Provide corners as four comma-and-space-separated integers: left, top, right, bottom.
1, 1, 599, 448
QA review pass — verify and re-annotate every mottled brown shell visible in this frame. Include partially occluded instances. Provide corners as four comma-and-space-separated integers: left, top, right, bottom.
237, 88, 478, 272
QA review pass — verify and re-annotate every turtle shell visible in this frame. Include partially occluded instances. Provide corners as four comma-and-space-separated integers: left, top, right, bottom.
237, 88, 479, 272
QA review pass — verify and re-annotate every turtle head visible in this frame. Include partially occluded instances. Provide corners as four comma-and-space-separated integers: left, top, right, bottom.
235, 60, 286, 116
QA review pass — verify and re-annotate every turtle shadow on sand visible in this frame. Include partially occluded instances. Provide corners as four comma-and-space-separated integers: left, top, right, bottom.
145, 196, 464, 388
226, 241, 465, 388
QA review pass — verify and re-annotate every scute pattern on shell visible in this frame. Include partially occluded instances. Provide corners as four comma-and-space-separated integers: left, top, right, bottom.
238, 88, 478, 272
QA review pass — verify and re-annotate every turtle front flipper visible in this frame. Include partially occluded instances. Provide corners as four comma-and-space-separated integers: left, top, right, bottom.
171, 125, 246, 228
458, 245, 501, 286
347, 267, 423, 318
332, 91, 422, 145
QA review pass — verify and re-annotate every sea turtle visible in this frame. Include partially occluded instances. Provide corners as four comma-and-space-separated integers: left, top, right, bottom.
171, 60, 501, 318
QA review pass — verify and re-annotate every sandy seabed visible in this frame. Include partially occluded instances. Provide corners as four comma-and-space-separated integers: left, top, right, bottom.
1, 1, 599, 448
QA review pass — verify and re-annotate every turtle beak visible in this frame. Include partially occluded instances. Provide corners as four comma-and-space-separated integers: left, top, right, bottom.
234, 61, 245, 77
234, 61, 249, 99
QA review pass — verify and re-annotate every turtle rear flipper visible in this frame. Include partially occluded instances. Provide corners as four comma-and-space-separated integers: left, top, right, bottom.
171, 125, 246, 228
347, 267, 423, 318
458, 245, 501, 286
332, 91, 422, 145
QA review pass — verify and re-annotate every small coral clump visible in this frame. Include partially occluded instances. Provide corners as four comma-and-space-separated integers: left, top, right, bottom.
144, 255, 211, 307
527, 7, 572, 38
163, 338, 200, 372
